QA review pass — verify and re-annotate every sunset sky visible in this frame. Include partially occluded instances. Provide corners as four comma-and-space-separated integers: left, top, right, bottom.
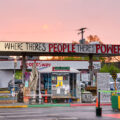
0, 0, 120, 44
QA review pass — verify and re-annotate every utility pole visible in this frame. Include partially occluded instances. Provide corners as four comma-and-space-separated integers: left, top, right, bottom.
77, 28, 87, 44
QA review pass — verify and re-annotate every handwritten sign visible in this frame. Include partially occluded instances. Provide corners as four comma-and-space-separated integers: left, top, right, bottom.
0, 42, 120, 55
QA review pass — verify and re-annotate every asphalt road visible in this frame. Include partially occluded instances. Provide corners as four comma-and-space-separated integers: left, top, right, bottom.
0, 106, 119, 120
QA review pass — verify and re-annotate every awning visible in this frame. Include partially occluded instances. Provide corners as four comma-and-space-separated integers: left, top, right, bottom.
38, 67, 79, 73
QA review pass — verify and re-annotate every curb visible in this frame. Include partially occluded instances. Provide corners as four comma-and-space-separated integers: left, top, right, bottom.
0, 103, 111, 108
70, 103, 111, 107
0, 105, 28, 108
28, 104, 70, 108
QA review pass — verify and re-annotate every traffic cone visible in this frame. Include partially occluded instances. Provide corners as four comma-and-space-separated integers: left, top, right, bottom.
96, 97, 98, 107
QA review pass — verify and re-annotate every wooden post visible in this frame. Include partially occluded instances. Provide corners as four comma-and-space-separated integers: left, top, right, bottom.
89, 54, 93, 86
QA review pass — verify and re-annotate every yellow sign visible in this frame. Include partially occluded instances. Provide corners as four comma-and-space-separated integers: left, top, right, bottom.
57, 76, 63, 80
56, 76, 63, 87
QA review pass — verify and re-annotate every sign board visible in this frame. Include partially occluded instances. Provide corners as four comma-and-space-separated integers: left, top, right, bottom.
0, 42, 95, 53
0, 41, 120, 56
52, 67, 70, 71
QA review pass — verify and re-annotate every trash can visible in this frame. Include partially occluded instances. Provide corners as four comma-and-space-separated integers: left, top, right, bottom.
111, 94, 120, 110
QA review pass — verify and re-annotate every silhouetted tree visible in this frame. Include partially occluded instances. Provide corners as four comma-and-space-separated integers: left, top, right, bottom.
87, 35, 103, 44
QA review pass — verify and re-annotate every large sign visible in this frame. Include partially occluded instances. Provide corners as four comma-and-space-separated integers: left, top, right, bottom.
0, 42, 95, 53
0, 41, 120, 55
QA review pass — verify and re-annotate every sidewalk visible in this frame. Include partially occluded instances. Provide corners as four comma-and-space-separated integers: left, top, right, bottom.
0, 102, 111, 108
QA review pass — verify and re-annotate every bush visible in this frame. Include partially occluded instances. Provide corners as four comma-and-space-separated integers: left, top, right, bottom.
100, 64, 120, 74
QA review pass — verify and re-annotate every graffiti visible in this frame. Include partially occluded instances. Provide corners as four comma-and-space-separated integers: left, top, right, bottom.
26, 62, 51, 67
101, 93, 111, 102
81, 93, 93, 103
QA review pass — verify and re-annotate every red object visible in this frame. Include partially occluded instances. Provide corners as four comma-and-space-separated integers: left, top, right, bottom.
44, 90, 48, 103
96, 98, 98, 107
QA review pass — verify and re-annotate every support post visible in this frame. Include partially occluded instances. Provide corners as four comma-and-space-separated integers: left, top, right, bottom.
73, 73, 74, 96
13, 57, 17, 104
22, 55, 27, 83
79, 72, 82, 103
89, 54, 93, 86
39, 73, 42, 104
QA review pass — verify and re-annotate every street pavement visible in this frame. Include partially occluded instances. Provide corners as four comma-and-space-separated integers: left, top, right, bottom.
0, 106, 120, 120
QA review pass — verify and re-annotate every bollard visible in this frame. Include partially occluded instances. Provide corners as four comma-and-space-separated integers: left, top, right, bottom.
96, 89, 102, 117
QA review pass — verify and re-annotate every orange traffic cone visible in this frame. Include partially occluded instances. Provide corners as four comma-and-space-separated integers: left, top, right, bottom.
96, 97, 98, 107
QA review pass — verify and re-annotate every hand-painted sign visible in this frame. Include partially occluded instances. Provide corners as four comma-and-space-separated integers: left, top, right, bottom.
96, 44, 120, 54
2, 42, 47, 52
0, 41, 120, 55
26, 62, 51, 68
0, 42, 96, 53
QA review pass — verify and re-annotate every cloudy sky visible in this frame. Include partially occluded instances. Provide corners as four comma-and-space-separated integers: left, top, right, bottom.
0, 0, 120, 44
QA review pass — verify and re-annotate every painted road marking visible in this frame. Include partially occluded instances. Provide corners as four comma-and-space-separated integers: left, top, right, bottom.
103, 114, 120, 119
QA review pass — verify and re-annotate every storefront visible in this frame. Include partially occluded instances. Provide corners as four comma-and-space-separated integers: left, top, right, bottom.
0, 60, 100, 89
38, 67, 80, 103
